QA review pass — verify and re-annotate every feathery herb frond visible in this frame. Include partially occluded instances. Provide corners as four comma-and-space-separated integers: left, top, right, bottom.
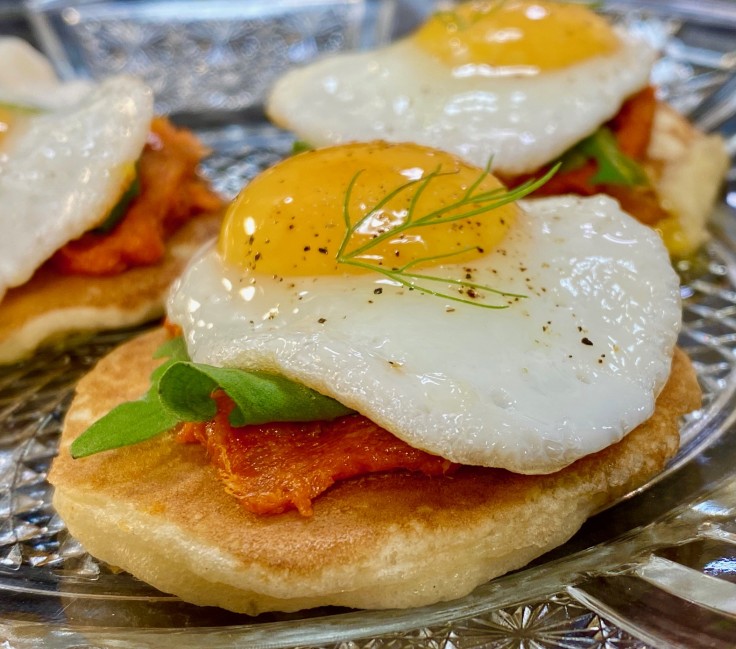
336, 162, 558, 309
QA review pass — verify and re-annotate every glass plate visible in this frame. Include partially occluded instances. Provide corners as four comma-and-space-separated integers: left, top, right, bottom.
2, 1, 736, 647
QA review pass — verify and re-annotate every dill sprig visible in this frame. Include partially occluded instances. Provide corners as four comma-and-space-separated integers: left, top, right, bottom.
434, 0, 507, 31
336, 162, 558, 309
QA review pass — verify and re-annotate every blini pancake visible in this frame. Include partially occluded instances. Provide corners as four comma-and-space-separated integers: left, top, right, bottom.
49, 329, 700, 614
0, 213, 221, 364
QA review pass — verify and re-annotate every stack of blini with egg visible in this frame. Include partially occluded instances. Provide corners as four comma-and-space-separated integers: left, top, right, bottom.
0, 38, 223, 364
49, 1, 726, 615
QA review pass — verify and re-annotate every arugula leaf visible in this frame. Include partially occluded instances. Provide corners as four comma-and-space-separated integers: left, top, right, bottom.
153, 335, 189, 361
70, 337, 354, 459
70, 399, 179, 458
92, 166, 141, 234
158, 363, 354, 427
557, 147, 589, 174
70, 347, 182, 458
0, 100, 43, 115
558, 126, 649, 187
291, 140, 313, 155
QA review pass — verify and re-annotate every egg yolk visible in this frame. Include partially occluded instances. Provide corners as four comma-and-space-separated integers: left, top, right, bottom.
0, 104, 37, 148
0, 106, 14, 145
219, 141, 519, 277
414, 0, 620, 74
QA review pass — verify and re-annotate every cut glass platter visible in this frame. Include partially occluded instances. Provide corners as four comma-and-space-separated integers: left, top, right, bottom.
1, 0, 736, 646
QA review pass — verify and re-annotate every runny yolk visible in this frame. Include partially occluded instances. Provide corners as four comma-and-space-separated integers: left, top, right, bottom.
219, 141, 518, 276
413, 0, 620, 74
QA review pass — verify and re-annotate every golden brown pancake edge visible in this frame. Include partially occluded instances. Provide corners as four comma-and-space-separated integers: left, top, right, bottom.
0, 213, 222, 364
49, 329, 701, 614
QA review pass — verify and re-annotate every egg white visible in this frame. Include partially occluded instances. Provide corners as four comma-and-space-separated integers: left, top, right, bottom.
0, 38, 91, 109
167, 194, 681, 474
0, 58, 153, 300
267, 30, 656, 176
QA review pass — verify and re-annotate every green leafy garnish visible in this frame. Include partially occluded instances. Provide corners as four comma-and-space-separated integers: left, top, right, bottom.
336, 161, 559, 309
70, 341, 183, 458
434, 8, 488, 30
153, 335, 190, 361
93, 167, 141, 234
435, 0, 601, 31
70, 400, 180, 459
0, 100, 43, 115
434, 0, 506, 30
70, 338, 353, 458
291, 139, 314, 155
157, 363, 353, 427
559, 127, 648, 187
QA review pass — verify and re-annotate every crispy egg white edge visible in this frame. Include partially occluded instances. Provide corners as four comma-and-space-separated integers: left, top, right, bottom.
0, 37, 91, 109
0, 75, 153, 301
167, 194, 681, 474
0, 37, 58, 89
266, 28, 656, 176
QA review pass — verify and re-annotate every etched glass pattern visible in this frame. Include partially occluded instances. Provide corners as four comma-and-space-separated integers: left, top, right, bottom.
28, 0, 393, 114
3, 2, 736, 647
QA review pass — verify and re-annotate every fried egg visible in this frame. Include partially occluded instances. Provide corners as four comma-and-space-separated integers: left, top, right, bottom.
167, 141, 681, 474
0, 38, 90, 109
267, 0, 656, 176
0, 38, 153, 301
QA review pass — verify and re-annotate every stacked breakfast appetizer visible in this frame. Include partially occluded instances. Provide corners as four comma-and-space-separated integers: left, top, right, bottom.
0, 38, 223, 363
16, 0, 729, 616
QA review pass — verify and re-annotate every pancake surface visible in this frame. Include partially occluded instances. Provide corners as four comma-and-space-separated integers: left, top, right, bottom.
0, 214, 221, 364
50, 329, 700, 614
